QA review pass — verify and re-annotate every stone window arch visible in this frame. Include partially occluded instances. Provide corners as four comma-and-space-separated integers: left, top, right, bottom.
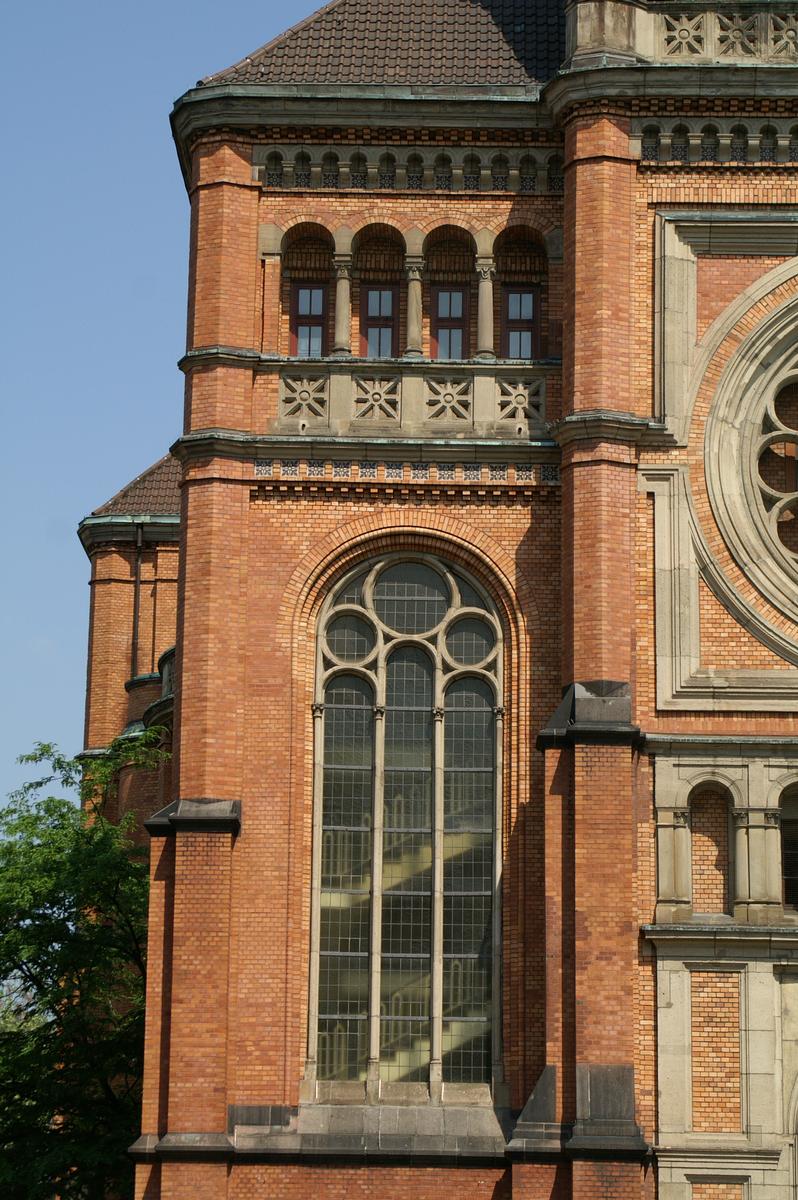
307, 553, 503, 1095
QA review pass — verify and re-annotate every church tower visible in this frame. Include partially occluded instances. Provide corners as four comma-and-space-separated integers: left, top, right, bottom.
79, 0, 798, 1196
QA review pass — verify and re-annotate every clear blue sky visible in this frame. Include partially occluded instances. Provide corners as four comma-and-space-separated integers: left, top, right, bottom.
0, 1, 319, 798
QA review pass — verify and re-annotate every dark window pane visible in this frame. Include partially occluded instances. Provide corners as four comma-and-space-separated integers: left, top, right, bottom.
321, 895, 371, 953
446, 618, 495, 665
375, 564, 449, 634
319, 955, 369, 1017
326, 614, 375, 661
450, 291, 463, 318
784, 819, 798, 907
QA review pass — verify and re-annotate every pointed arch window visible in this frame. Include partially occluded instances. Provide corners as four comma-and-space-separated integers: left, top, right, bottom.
308, 555, 503, 1096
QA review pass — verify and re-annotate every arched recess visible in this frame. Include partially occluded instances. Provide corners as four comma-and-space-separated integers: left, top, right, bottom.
422, 225, 478, 359
280, 222, 335, 356
272, 515, 537, 1101
687, 783, 733, 916
308, 552, 505, 1093
351, 224, 407, 356
493, 226, 549, 360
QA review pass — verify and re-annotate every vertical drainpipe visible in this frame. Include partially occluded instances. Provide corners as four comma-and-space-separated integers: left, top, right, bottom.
130, 521, 143, 680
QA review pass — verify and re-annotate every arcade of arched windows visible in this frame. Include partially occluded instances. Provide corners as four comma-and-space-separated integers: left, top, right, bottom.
271, 221, 558, 364
253, 145, 564, 195
631, 118, 798, 164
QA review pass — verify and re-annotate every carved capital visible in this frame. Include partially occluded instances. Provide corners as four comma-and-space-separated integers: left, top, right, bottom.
493, 705, 505, 718
433, 706, 445, 721
671, 808, 690, 827
405, 256, 424, 282
334, 255, 352, 280
731, 808, 750, 827
476, 259, 496, 282
765, 809, 782, 826
373, 704, 386, 719
311, 702, 325, 717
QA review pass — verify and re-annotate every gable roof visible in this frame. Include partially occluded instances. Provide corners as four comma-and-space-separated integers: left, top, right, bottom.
203, 0, 565, 89
92, 455, 181, 517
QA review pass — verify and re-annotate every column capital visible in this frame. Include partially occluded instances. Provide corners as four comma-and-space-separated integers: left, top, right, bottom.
405, 255, 424, 282
476, 257, 496, 281
334, 253, 352, 279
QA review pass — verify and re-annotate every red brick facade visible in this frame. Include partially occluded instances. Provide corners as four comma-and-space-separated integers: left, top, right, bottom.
78, 3, 798, 1197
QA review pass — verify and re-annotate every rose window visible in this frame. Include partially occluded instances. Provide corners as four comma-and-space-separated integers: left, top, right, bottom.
757, 381, 798, 555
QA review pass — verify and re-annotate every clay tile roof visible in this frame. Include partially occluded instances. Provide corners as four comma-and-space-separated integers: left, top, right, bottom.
203, 0, 565, 89
92, 455, 181, 517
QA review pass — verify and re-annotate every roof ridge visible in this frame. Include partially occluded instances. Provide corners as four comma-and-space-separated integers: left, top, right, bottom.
201, 0, 351, 84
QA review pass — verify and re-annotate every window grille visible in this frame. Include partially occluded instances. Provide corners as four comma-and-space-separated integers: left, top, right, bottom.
309, 555, 502, 1090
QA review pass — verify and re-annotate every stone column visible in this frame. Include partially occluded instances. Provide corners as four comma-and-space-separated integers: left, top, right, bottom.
332, 254, 352, 355
733, 808, 751, 918
765, 808, 783, 906
405, 256, 424, 357
476, 257, 496, 358
655, 808, 691, 923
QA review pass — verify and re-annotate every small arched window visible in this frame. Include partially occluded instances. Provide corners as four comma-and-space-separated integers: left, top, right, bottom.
294, 151, 311, 188
321, 152, 339, 189
434, 155, 453, 191
309, 555, 502, 1093
730, 124, 748, 163
463, 154, 481, 191
406, 153, 424, 190
700, 126, 720, 163
265, 151, 284, 188
350, 153, 368, 189
760, 125, 777, 163
641, 126, 661, 163
671, 125, 689, 163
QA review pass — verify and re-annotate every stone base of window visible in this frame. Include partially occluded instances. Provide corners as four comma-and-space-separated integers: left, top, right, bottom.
231, 1101, 508, 1158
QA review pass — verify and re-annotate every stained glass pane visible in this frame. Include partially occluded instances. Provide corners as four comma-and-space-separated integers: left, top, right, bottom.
326, 614, 375, 661
320, 673, 373, 1080
380, 646, 433, 1081
374, 564, 449, 633
446, 617, 494, 665
443, 675, 493, 1083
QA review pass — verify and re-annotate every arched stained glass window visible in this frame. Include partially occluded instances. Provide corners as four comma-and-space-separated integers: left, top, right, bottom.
308, 555, 503, 1098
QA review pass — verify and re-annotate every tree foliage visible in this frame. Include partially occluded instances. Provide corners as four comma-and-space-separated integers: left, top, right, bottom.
0, 731, 168, 1199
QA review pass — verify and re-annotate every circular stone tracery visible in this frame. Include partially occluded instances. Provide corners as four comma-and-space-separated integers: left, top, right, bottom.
756, 381, 798, 555
704, 295, 798, 633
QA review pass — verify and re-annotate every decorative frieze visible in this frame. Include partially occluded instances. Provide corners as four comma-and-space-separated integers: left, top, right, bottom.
252, 144, 564, 195
274, 363, 549, 439
658, 9, 798, 62
632, 116, 798, 164
251, 458, 560, 489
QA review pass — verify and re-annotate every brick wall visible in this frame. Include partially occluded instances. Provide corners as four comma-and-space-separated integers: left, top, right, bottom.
691, 971, 741, 1132
690, 791, 731, 915
691, 1184, 744, 1200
